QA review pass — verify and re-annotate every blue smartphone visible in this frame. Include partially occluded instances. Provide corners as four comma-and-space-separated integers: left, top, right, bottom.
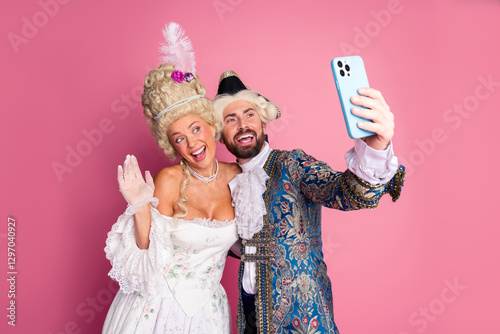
331, 55, 374, 139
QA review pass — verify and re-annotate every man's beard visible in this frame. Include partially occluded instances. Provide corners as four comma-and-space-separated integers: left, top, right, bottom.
222, 129, 265, 160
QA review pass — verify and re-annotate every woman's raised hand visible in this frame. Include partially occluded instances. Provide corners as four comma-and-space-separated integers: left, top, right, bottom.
117, 155, 155, 205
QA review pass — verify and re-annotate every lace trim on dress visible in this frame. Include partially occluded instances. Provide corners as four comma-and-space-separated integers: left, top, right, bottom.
104, 198, 170, 295
161, 214, 236, 228
187, 217, 236, 228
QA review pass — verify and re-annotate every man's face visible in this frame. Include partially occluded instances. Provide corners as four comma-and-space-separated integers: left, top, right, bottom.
220, 100, 266, 163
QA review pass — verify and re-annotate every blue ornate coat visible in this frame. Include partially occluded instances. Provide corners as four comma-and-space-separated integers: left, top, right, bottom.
236, 149, 405, 334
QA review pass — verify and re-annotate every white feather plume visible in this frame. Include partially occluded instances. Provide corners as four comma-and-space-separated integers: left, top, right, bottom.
159, 22, 196, 74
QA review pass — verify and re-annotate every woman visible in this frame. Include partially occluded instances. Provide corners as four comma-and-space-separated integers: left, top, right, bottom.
103, 24, 240, 334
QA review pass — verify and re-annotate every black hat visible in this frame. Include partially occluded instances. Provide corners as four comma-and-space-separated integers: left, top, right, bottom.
216, 70, 281, 119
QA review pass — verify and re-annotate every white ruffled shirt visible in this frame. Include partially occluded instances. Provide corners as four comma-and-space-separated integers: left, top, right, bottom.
229, 143, 272, 240
229, 140, 399, 294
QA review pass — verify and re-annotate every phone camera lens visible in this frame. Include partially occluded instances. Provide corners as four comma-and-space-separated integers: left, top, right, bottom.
340, 69, 345, 77
337, 61, 343, 68
345, 64, 350, 71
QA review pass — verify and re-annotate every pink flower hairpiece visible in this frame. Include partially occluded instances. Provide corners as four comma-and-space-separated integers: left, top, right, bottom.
171, 70, 195, 83
160, 23, 196, 83
153, 22, 201, 122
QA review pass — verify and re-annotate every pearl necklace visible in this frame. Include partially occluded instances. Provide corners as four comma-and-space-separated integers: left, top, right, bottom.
186, 160, 219, 184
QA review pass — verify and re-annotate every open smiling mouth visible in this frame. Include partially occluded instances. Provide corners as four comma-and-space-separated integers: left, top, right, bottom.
236, 133, 254, 145
191, 146, 206, 159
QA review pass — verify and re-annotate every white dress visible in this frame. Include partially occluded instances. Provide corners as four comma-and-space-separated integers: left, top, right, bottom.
103, 198, 238, 334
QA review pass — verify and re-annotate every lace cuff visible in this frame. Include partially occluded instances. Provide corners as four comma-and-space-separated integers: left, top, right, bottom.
104, 198, 171, 294
345, 139, 399, 185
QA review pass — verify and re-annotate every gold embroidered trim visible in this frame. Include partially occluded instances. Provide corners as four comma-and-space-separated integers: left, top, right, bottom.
242, 238, 276, 246
340, 170, 381, 209
242, 254, 276, 263
341, 166, 406, 209
254, 149, 280, 334
349, 170, 383, 189
387, 166, 405, 202
218, 70, 238, 84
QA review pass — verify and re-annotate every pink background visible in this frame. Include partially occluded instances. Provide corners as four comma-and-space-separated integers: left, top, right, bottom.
1, 0, 499, 333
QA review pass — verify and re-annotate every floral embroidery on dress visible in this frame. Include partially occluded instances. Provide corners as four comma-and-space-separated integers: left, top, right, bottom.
141, 302, 155, 320
103, 209, 237, 334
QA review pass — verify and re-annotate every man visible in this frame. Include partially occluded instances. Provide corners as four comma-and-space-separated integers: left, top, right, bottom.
213, 71, 405, 334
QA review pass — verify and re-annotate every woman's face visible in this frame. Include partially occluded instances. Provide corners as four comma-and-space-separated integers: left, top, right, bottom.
167, 114, 217, 171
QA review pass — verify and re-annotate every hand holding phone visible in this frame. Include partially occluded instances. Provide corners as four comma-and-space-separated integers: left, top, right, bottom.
331, 55, 374, 139
332, 56, 395, 150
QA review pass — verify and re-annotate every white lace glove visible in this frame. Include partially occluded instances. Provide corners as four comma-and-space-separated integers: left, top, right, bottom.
117, 154, 155, 206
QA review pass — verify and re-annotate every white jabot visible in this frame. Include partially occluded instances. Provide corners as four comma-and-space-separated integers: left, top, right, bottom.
229, 142, 272, 240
